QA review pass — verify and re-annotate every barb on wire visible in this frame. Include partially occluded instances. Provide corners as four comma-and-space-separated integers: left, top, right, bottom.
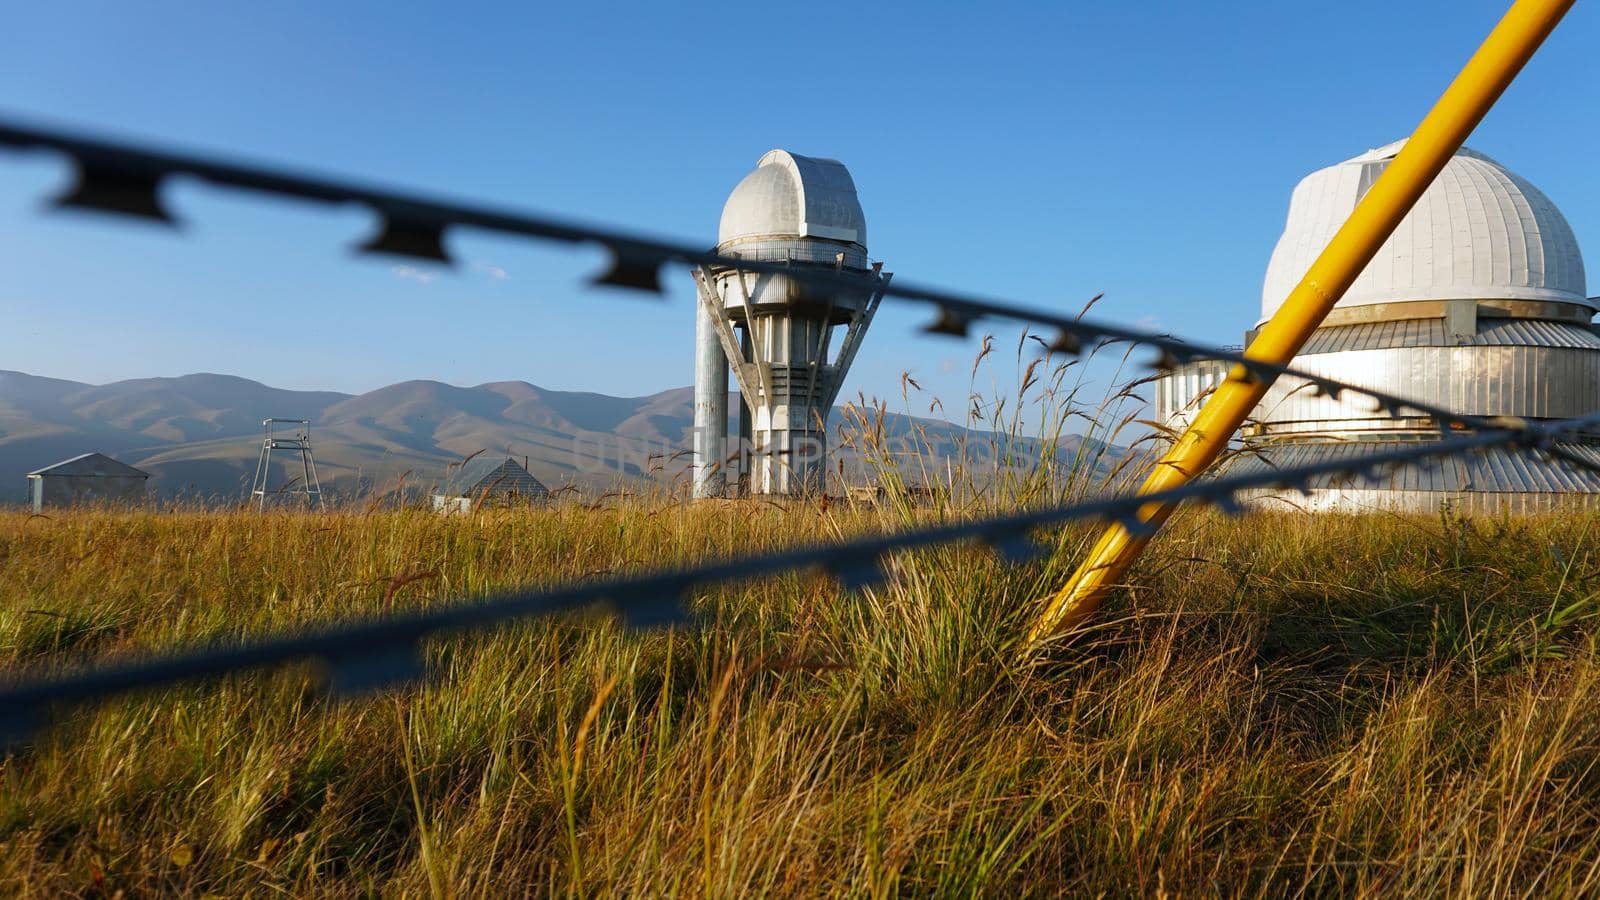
7, 413, 1600, 748
1, 118, 1582, 444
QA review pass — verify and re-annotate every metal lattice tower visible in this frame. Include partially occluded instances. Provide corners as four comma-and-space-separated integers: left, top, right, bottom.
250, 418, 322, 510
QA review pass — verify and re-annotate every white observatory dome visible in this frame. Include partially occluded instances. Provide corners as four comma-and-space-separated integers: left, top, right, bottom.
695, 149, 884, 499
1261, 140, 1587, 321
717, 150, 867, 250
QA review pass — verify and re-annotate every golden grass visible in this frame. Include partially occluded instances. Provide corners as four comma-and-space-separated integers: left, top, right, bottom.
2, 501, 1599, 896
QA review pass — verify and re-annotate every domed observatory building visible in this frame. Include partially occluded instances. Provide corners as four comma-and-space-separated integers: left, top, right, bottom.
1164, 140, 1600, 513
691, 150, 889, 498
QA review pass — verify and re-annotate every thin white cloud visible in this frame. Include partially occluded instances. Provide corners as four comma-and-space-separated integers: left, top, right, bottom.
392, 265, 437, 284
393, 262, 508, 284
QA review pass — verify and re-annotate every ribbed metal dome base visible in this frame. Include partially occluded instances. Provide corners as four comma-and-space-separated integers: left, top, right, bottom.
1224, 439, 1600, 514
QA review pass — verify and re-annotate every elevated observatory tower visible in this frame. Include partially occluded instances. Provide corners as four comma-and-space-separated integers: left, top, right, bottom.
692, 151, 889, 498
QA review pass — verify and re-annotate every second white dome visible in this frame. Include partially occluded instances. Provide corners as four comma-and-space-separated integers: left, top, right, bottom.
1260, 140, 1586, 321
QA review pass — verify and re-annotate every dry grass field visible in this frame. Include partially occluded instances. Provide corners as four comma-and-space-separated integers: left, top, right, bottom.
2, 496, 1599, 896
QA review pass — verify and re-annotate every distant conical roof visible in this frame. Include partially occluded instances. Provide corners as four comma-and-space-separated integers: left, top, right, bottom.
440, 456, 548, 497
28, 452, 148, 478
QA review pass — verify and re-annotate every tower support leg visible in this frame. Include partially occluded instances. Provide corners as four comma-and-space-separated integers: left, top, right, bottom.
692, 299, 728, 499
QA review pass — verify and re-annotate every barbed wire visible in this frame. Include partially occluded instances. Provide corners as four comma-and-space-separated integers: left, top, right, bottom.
0, 117, 1572, 443
4, 412, 1599, 747
6, 118, 1600, 749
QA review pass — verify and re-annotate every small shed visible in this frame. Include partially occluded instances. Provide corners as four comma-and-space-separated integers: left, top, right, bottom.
432, 456, 549, 513
27, 453, 150, 512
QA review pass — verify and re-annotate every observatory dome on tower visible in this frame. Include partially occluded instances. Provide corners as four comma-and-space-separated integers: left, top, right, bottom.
717, 150, 867, 251
691, 150, 888, 499
1157, 141, 1600, 513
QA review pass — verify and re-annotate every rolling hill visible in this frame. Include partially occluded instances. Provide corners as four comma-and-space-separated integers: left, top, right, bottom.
0, 371, 1116, 503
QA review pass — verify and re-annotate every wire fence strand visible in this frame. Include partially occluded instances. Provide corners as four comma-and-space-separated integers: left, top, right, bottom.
0, 118, 1565, 439
5, 414, 1599, 745
6, 118, 1600, 746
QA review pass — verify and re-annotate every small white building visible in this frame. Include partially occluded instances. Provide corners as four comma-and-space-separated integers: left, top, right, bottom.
431, 456, 550, 513
27, 453, 150, 512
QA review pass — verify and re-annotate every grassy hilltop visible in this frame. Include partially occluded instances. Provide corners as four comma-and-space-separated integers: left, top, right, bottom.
2, 500, 1599, 896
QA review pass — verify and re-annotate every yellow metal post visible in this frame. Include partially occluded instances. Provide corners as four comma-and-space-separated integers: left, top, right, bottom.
1029, 0, 1576, 644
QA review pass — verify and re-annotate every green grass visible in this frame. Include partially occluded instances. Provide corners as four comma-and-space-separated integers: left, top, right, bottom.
2, 501, 1599, 896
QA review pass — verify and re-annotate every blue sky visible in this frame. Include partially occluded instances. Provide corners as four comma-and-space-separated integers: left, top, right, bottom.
2, 1, 1596, 415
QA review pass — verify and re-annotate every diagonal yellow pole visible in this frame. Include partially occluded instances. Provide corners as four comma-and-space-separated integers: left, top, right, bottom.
1029, 0, 1576, 645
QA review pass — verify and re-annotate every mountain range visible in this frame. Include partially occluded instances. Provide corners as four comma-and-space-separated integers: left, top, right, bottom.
0, 371, 1112, 503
